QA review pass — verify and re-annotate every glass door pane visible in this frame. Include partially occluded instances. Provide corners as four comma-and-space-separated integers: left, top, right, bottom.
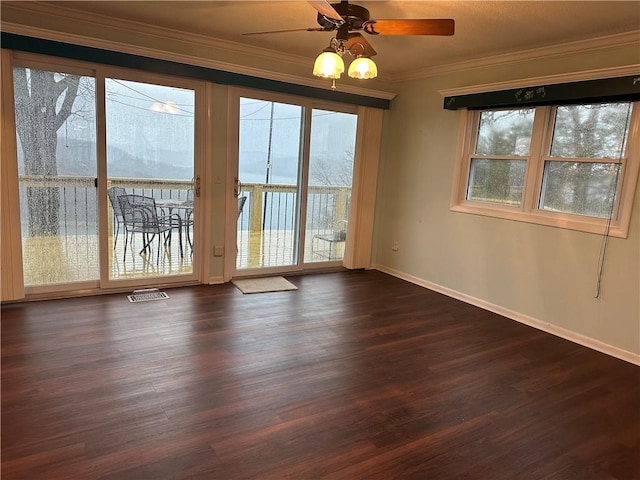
13, 66, 98, 286
105, 78, 195, 281
237, 98, 303, 270
305, 109, 357, 263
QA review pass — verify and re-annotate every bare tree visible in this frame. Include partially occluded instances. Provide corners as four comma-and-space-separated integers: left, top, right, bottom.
13, 68, 80, 236
309, 148, 354, 187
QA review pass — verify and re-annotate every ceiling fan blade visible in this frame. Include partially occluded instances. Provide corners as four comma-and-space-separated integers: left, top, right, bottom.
345, 33, 377, 57
243, 27, 328, 36
307, 0, 344, 25
364, 19, 455, 36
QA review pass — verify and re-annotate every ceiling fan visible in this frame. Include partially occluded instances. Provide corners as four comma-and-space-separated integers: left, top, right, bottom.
244, 0, 455, 86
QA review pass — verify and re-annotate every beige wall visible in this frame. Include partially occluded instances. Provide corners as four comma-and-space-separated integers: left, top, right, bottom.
374, 43, 640, 357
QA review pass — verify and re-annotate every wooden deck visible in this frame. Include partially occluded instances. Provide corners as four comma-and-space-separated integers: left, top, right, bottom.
22, 228, 343, 286
22, 232, 193, 286
237, 229, 345, 269
2, 271, 638, 479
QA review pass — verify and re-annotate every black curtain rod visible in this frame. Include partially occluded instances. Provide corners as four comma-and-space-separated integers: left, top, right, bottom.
444, 74, 640, 110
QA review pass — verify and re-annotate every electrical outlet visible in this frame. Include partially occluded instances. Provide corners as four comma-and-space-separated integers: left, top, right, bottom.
214, 245, 224, 256
392, 241, 399, 252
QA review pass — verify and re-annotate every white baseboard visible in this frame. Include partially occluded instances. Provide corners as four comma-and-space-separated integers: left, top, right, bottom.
375, 265, 640, 366
208, 276, 225, 285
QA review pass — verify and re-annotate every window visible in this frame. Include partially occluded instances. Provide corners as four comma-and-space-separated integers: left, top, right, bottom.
451, 101, 639, 237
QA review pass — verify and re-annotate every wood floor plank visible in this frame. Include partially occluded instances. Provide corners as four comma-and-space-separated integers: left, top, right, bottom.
2, 271, 638, 479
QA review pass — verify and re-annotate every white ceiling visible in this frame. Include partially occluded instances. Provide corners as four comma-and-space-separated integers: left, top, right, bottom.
6, 1, 640, 79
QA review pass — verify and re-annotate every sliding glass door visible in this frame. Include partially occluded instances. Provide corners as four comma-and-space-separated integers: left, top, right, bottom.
234, 92, 357, 275
305, 108, 357, 263
236, 98, 303, 269
11, 53, 201, 293
13, 63, 99, 287
105, 77, 196, 282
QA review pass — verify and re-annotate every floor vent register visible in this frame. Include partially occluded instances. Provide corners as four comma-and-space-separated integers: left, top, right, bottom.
127, 288, 169, 303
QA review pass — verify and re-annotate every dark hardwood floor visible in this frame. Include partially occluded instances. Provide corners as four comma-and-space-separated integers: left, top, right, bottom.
2, 270, 639, 479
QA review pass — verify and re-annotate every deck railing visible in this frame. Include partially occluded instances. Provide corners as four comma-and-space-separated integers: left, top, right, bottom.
236, 183, 350, 267
238, 183, 349, 232
18, 176, 197, 285
19, 175, 349, 235
18, 176, 350, 278
18, 175, 194, 235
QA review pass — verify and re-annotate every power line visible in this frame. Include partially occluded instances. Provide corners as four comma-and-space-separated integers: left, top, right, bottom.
108, 90, 195, 109
108, 78, 194, 115
106, 97, 194, 118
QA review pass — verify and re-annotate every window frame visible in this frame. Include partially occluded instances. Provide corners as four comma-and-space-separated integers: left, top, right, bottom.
451, 101, 639, 238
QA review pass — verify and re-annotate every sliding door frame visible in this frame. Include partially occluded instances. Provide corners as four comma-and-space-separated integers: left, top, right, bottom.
225, 86, 359, 280
98, 65, 206, 291
5, 50, 208, 297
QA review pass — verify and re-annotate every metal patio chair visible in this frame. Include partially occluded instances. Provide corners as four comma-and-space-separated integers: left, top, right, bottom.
118, 194, 183, 264
107, 186, 127, 249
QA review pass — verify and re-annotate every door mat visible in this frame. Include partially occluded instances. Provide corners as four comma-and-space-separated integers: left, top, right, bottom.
127, 288, 169, 303
232, 276, 298, 294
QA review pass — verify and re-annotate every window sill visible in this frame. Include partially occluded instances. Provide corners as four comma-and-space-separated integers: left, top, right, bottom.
450, 202, 628, 238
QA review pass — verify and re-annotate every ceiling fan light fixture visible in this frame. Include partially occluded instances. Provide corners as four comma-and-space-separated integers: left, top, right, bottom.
312, 48, 345, 79
348, 56, 378, 79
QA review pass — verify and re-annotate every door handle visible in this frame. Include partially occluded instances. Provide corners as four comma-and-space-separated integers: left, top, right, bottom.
195, 176, 201, 197
234, 177, 240, 198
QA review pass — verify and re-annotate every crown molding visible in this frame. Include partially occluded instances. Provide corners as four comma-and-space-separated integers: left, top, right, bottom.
395, 30, 640, 83
0, 3, 396, 100
437, 64, 640, 97
3, 2, 308, 68
3, 1, 635, 92
0, 22, 397, 101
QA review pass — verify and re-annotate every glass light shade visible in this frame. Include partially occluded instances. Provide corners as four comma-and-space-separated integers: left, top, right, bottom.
313, 51, 344, 79
348, 57, 378, 79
